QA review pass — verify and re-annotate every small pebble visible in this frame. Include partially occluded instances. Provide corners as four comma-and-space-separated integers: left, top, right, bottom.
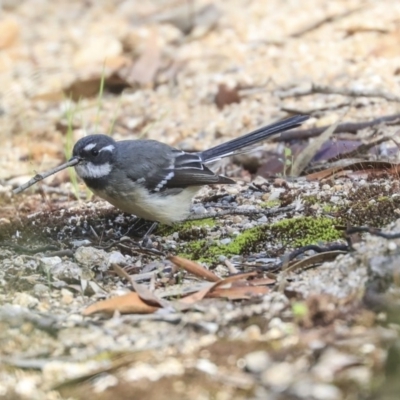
231, 216, 242, 224
311, 383, 342, 400
196, 359, 218, 375
261, 362, 294, 389
61, 289, 74, 305
75, 247, 109, 271
220, 195, 236, 203
242, 324, 262, 340
13, 292, 39, 308
267, 189, 285, 201
192, 204, 207, 214
108, 251, 126, 266
244, 351, 272, 373
32, 283, 49, 296
40, 257, 62, 273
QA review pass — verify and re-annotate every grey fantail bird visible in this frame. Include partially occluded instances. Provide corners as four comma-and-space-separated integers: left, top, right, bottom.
68, 115, 308, 226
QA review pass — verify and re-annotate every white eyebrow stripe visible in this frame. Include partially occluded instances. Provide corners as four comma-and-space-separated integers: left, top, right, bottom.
99, 144, 115, 152
83, 143, 96, 151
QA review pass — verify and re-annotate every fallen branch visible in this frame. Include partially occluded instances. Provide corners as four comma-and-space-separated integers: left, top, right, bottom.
184, 205, 296, 221
277, 83, 400, 103
290, 6, 365, 38
275, 113, 400, 141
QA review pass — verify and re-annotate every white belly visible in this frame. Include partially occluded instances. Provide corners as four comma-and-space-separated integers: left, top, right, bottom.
91, 185, 199, 225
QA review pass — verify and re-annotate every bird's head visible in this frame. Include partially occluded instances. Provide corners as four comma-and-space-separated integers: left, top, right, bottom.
71, 134, 117, 179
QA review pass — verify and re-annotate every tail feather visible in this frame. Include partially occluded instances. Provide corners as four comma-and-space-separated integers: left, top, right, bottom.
200, 115, 308, 163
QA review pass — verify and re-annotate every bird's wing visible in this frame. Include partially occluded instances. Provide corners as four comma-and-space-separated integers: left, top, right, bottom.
147, 151, 234, 192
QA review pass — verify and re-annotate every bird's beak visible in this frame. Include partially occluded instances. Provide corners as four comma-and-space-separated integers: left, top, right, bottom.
68, 156, 80, 165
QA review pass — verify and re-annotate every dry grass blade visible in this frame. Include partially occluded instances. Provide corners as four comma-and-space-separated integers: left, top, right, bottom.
168, 255, 221, 282
82, 292, 161, 315
306, 160, 397, 180
177, 271, 258, 305
249, 277, 276, 286
112, 263, 169, 307
284, 251, 347, 274
112, 262, 135, 288
291, 111, 347, 176
207, 285, 269, 300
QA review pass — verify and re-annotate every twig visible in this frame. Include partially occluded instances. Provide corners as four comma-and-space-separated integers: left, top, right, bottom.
281, 101, 351, 115
276, 83, 400, 103
275, 113, 400, 141
185, 205, 295, 221
283, 243, 349, 263
2, 242, 59, 254
290, 6, 365, 38
12, 158, 79, 194
346, 226, 400, 240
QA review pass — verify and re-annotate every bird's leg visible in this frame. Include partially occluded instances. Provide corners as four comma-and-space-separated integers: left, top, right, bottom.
123, 217, 147, 237
141, 222, 159, 248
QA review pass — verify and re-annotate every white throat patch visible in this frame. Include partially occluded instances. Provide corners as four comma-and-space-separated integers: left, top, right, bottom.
75, 162, 112, 179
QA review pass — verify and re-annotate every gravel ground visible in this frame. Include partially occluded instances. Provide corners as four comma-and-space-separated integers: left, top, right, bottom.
1, 1, 400, 399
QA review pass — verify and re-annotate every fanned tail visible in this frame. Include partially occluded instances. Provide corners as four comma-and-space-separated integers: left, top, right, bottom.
200, 115, 308, 163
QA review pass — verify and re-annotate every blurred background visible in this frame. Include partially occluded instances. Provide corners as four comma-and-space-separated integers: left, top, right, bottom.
1, 0, 400, 188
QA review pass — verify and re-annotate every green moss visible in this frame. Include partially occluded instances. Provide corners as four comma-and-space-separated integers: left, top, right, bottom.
260, 200, 281, 208
292, 301, 309, 318
377, 196, 389, 202
322, 204, 334, 212
180, 218, 216, 229
302, 195, 320, 205
179, 225, 265, 263
179, 216, 342, 263
158, 218, 216, 236
271, 216, 341, 247
336, 186, 400, 227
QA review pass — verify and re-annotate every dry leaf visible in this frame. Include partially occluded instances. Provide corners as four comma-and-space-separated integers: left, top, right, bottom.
215, 84, 241, 110
168, 255, 221, 282
82, 292, 160, 315
64, 78, 103, 101
178, 271, 257, 305
120, 30, 161, 87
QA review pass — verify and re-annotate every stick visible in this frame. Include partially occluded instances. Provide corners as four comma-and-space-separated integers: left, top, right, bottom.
276, 83, 400, 103
13, 158, 80, 194
274, 113, 400, 141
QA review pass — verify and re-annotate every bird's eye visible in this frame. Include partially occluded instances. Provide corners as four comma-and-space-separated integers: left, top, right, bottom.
91, 149, 99, 156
